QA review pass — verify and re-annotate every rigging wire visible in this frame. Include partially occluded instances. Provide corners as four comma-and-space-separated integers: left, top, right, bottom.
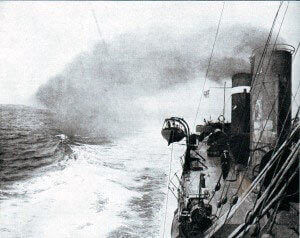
257, 1, 290, 128
217, 129, 299, 238
162, 142, 174, 238
90, 7, 116, 89
237, 89, 291, 237
249, 1, 284, 93
266, 194, 282, 233
235, 161, 300, 238
250, 0, 289, 164
234, 85, 281, 206
163, 1, 295, 237
206, 4, 285, 209
202, 1, 283, 167
294, 41, 300, 60
233, 0, 284, 193
232, 82, 300, 237
223, 0, 285, 182
91, 8, 109, 55
193, 1, 225, 128
214, 1, 286, 229
292, 41, 300, 107
240, 1, 291, 223
255, 88, 298, 228
240, 156, 300, 238
292, 80, 300, 107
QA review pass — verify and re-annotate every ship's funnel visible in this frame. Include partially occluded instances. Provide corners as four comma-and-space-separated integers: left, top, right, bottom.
230, 73, 252, 164
231, 73, 252, 134
250, 44, 294, 159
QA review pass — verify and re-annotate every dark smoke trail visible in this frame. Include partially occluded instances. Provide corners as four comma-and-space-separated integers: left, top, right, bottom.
35, 24, 285, 139
195, 24, 285, 81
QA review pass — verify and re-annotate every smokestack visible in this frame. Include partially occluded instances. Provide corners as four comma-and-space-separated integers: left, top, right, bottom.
230, 73, 252, 164
231, 73, 252, 134
250, 44, 294, 156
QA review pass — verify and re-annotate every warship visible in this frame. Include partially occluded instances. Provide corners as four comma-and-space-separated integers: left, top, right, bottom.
161, 5, 299, 237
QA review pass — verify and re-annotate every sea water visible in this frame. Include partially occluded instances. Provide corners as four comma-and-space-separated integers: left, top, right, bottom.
0, 105, 184, 238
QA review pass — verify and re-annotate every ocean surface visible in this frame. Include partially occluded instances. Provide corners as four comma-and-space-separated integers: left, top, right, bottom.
0, 104, 184, 238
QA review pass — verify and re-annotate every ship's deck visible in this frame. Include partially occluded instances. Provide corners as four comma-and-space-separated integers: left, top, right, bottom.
194, 145, 254, 237
196, 144, 299, 238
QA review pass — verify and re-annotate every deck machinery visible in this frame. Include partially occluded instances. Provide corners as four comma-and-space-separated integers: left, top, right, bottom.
162, 118, 220, 237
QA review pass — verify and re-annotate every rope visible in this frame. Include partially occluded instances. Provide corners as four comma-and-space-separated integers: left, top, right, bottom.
293, 41, 300, 60
90, 7, 115, 87
203, 1, 283, 162
254, 79, 294, 216
217, 2, 285, 228
203, 2, 284, 194
205, 128, 298, 238
162, 142, 174, 238
292, 73, 300, 107
240, 162, 300, 238
193, 1, 225, 128
266, 197, 281, 233
255, 1, 289, 128
91, 9, 109, 55
233, 0, 284, 193
252, 58, 300, 221
228, 150, 300, 238
241, 140, 300, 236
243, 0, 283, 130
234, 85, 281, 207
249, 1, 284, 92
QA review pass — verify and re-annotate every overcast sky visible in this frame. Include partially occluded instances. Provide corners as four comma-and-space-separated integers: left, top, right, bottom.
0, 1, 299, 121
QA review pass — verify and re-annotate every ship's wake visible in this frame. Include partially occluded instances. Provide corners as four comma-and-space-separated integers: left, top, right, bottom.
0, 128, 184, 238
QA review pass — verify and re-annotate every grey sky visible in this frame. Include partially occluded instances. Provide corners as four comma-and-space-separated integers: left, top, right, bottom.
0, 1, 299, 120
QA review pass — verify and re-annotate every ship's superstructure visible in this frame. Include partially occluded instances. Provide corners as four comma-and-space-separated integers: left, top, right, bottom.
161, 43, 299, 237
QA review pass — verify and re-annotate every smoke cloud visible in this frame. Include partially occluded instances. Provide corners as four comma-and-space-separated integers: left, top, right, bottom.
196, 24, 285, 80
36, 24, 285, 139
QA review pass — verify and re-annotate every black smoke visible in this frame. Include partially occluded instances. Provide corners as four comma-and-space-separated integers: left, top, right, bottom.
36, 24, 284, 139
